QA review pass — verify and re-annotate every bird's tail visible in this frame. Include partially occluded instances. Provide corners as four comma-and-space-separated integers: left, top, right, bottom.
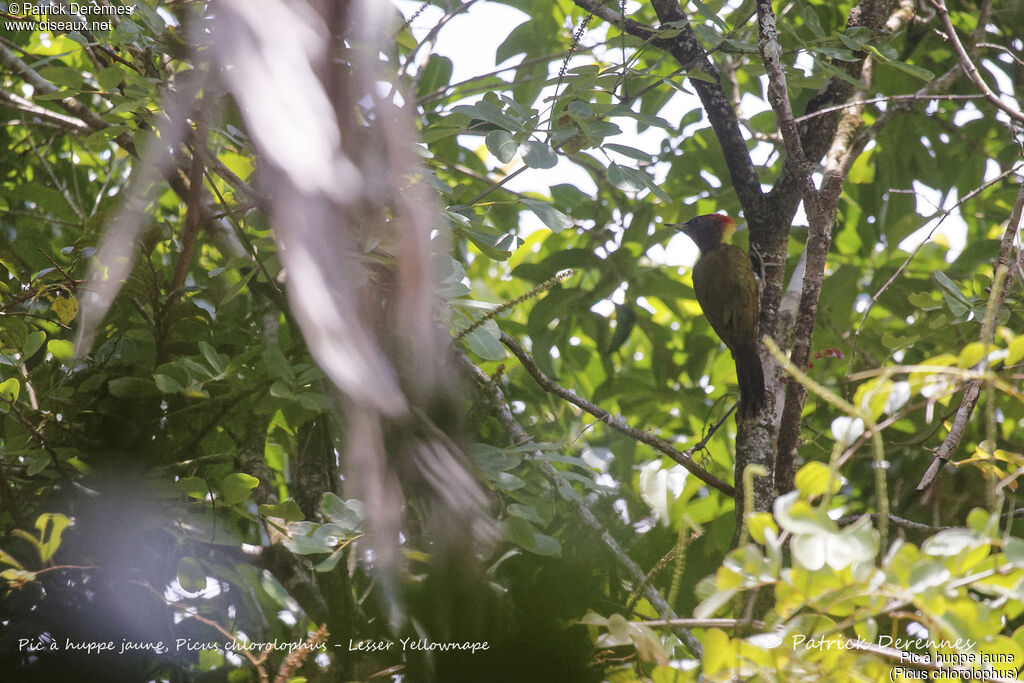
734, 345, 765, 415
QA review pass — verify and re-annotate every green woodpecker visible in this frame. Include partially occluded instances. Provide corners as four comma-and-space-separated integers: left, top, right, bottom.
674, 214, 765, 415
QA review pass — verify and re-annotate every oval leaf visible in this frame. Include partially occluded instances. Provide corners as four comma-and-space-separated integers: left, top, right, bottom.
519, 141, 557, 169
521, 198, 573, 232
485, 130, 518, 163
219, 473, 259, 505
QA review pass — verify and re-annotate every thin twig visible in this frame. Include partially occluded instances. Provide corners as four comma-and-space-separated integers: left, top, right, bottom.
0, 87, 91, 131
639, 617, 765, 630
976, 42, 1024, 69
460, 354, 703, 657
453, 271, 573, 344
140, 582, 270, 676
927, 0, 1024, 125
169, 130, 207, 299
849, 162, 1024, 366
916, 182, 1024, 491
793, 93, 986, 123
500, 332, 735, 495
759, 0, 833, 495
835, 508, 1024, 532
0, 42, 138, 156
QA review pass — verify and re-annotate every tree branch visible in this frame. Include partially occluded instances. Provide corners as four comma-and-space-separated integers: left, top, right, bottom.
769, 0, 902, 220
500, 332, 735, 496
793, 93, 987, 124
0, 86, 92, 131
754, 0, 849, 506
572, 0, 763, 210
170, 128, 207, 297
0, 42, 138, 156
756, 0, 822, 217
916, 182, 1024, 491
927, 0, 1024, 125
646, 0, 764, 212
774, 0, 923, 491
460, 354, 704, 657
836, 511, 959, 533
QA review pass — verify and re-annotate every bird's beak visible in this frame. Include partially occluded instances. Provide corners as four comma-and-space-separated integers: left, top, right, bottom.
668, 221, 695, 239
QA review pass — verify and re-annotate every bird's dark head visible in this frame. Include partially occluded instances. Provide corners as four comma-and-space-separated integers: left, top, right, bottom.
670, 214, 736, 254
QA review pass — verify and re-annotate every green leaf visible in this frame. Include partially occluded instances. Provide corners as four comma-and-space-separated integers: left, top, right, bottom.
314, 548, 347, 573
1008, 335, 1024, 366
504, 516, 561, 557
721, 37, 757, 52
269, 380, 292, 398
38, 66, 83, 89
493, 471, 527, 491
692, 0, 727, 28
922, 529, 983, 556
603, 143, 651, 163
262, 345, 295, 381
485, 130, 518, 163
817, 60, 867, 87
608, 162, 643, 192
177, 557, 207, 593
469, 443, 522, 477
46, 339, 75, 363
219, 473, 259, 505
320, 493, 364, 531
0, 549, 24, 570
463, 227, 515, 260
774, 493, 836, 535
800, 2, 825, 37
199, 341, 227, 375
258, 500, 305, 522
35, 513, 72, 563
866, 45, 935, 81
416, 54, 453, 99
495, 21, 537, 64
837, 32, 866, 51
97, 65, 125, 91
692, 23, 723, 49
521, 198, 573, 232
958, 342, 990, 368
908, 560, 951, 592
748, 513, 778, 545
848, 147, 875, 184
794, 462, 840, 498
154, 373, 185, 394
607, 163, 672, 203
23, 330, 46, 359
519, 141, 557, 169
507, 503, 544, 525
464, 318, 505, 361
0, 378, 19, 403
966, 507, 991, 533
934, 271, 969, 304
1005, 537, 1024, 568
177, 476, 209, 500
452, 101, 521, 131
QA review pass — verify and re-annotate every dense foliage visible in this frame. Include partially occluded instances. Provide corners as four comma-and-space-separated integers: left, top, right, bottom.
1, 0, 1023, 681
